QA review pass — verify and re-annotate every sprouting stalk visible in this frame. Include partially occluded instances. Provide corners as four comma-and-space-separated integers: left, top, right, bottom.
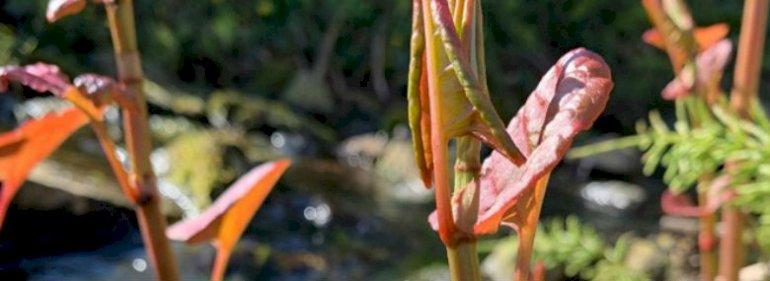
515, 176, 551, 281
103, 0, 180, 280
447, 136, 482, 281
721, 1, 768, 281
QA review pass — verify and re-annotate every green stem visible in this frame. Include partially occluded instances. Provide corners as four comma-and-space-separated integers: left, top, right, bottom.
104, 1, 179, 280
447, 241, 482, 281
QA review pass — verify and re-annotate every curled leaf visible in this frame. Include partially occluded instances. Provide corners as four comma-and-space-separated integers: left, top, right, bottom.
166, 159, 291, 281
46, 0, 87, 22
428, 48, 613, 235
0, 108, 89, 229
662, 39, 732, 101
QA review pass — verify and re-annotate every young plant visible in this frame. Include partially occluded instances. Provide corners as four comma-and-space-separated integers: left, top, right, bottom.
408, 0, 613, 280
0, 1, 292, 280
570, 1, 769, 281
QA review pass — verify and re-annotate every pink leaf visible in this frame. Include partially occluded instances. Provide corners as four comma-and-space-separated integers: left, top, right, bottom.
46, 0, 87, 22
428, 48, 613, 235
0, 63, 70, 96
662, 39, 733, 100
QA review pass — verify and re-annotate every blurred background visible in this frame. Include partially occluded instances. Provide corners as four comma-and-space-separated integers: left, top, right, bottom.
0, 0, 768, 280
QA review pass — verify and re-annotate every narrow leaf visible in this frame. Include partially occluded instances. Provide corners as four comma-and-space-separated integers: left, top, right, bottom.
0, 108, 89, 229
407, 0, 433, 187
166, 159, 291, 281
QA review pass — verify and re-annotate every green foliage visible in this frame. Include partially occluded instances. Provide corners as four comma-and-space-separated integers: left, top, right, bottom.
482, 216, 646, 280
533, 216, 606, 278
587, 236, 650, 281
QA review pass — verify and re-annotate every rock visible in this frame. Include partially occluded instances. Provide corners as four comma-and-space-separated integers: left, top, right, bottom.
740, 262, 770, 281
659, 215, 699, 234
374, 137, 432, 204
336, 131, 388, 170
281, 71, 333, 114
624, 239, 665, 276
579, 181, 647, 215
403, 265, 450, 281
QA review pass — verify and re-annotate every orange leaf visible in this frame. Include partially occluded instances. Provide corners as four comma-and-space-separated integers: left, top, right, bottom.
643, 23, 730, 52
0, 108, 89, 229
166, 159, 291, 281
46, 0, 87, 22
694, 23, 730, 51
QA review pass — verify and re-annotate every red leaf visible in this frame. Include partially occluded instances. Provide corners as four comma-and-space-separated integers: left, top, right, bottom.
0, 108, 89, 229
166, 159, 291, 281
46, 0, 87, 22
661, 175, 734, 217
0, 63, 70, 96
428, 48, 613, 235
662, 39, 732, 100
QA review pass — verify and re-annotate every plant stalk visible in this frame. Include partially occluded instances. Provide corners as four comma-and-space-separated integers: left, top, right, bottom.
720, 1, 768, 281
446, 137, 482, 281
104, 1, 179, 280
447, 241, 482, 281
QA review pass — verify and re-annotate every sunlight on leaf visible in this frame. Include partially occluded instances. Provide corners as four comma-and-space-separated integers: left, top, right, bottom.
166, 159, 291, 281
0, 108, 89, 229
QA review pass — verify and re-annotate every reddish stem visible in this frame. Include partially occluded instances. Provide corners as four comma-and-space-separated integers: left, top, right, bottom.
719, 1, 768, 281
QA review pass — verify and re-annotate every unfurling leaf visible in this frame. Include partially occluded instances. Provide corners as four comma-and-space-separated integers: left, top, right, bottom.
429, 48, 613, 235
662, 39, 732, 101
166, 159, 291, 281
408, 0, 524, 190
46, 0, 87, 22
0, 108, 89, 229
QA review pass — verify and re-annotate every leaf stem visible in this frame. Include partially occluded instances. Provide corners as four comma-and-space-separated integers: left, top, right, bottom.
104, 1, 179, 280
515, 175, 551, 281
